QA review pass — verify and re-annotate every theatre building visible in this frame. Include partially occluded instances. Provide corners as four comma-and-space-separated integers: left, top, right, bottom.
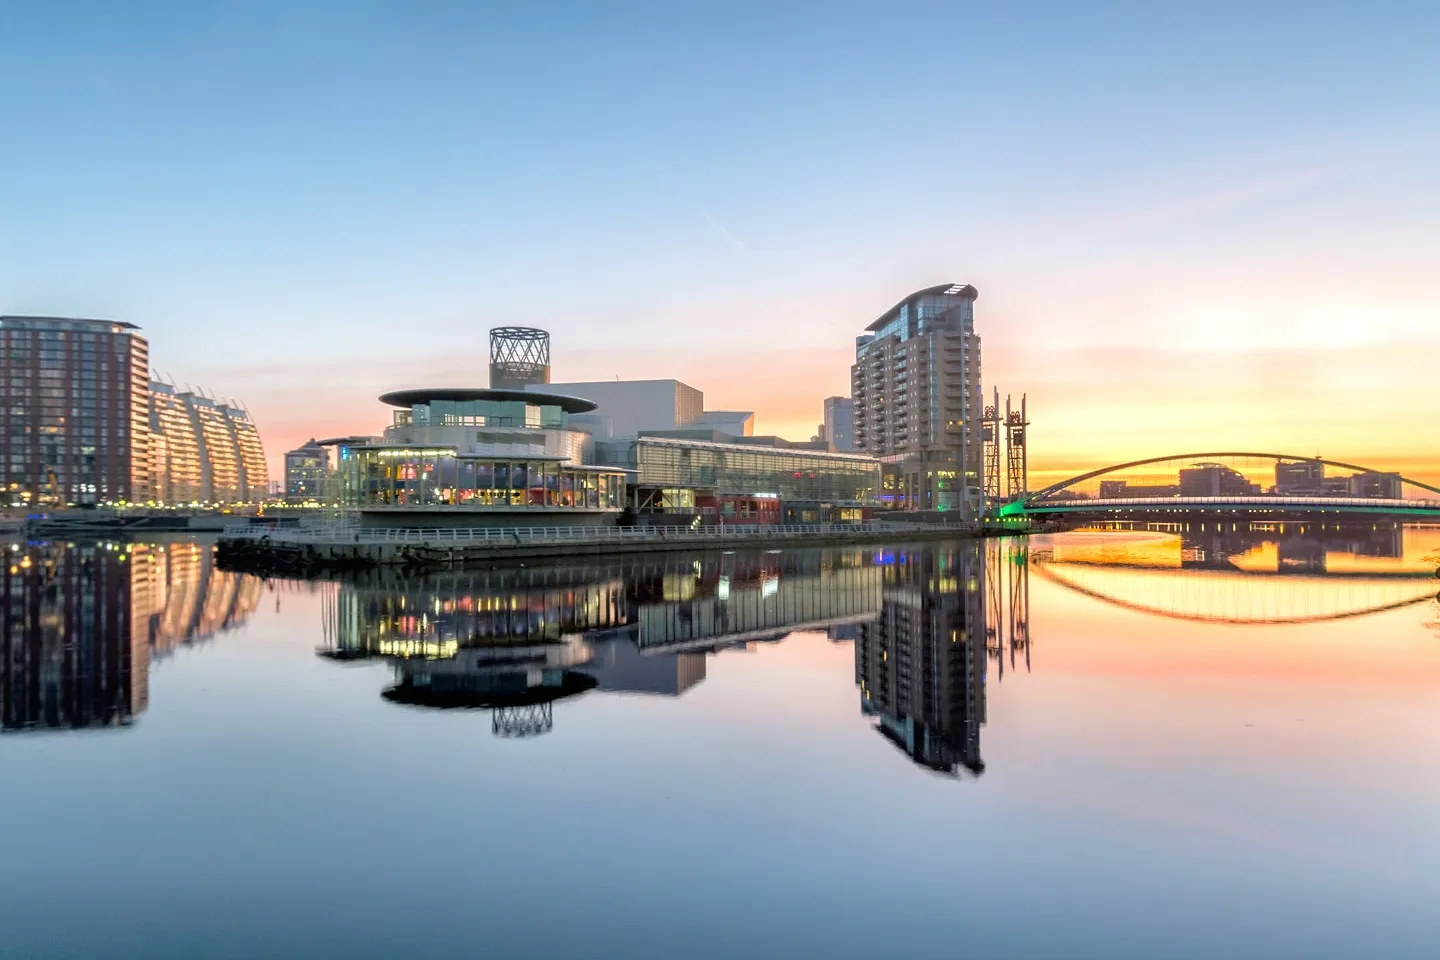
600, 435, 880, 525
337, 388, 630, 527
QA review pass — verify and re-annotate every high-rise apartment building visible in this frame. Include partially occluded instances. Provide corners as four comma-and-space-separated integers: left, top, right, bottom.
0, 316, 268, 507
148, 382, 269, 504
0, 316, 151, 506
223, 403, 268, 501
823, 396, 855, 452
851, 284, 983, 517
149, 383, 203, 502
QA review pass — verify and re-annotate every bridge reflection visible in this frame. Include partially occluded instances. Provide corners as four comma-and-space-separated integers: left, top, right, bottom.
1034, 525, 1439, 625
0, 539, 262, 731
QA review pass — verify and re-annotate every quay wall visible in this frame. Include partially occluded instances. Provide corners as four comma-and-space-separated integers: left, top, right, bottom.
216, 524, 981, 577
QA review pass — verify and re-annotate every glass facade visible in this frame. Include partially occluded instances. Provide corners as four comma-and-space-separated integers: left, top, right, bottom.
189, 399, 241, 502
150, 384, 204, 502
852, 284, 983, 517
149, 386, 269, 504
341, 447, 626, 510
401, 398, 566, 430
223, 405, 269, 502
632, 437, 879, 504
285, 444, 330, 501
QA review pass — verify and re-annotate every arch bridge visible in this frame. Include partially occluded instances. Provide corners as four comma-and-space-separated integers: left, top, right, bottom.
997, 453, 1440, 521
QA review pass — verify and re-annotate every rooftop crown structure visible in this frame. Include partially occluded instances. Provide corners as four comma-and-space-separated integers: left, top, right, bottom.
489, 326, 551, 389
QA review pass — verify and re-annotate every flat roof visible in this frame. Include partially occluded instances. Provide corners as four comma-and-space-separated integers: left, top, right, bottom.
635, 434, 881, 464
350, 443, 569, 461
379, 387, 596, 414
0, 315, 141, 331
865, 283, 978, 331
315, 435, 377, 447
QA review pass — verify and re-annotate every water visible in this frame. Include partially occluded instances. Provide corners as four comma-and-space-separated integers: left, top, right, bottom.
2, 526, 1439, 959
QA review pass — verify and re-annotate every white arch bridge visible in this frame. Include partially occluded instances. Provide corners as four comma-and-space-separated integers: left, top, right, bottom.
998, 453, 1440, 521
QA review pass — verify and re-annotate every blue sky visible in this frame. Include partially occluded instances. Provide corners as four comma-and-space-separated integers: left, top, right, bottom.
2, 1, 1437, 473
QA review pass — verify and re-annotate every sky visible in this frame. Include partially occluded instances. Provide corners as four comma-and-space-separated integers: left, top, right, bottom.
1, 1, 1437, 485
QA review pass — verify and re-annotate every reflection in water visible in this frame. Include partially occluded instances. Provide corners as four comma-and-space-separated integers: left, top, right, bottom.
5, 533, 1440, 957
0, 540, 261, 731
320, 549, 886, 736
1035, 524, 1440, 625
319, 542, 1036, 776
10, 525, 1433, 776
856, 542, 991, 776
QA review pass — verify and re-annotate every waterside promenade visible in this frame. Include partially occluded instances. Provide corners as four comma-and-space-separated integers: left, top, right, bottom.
216, 519, 977, 575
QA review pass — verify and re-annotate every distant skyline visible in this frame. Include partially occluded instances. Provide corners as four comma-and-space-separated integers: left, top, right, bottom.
2, 2, 1436, 483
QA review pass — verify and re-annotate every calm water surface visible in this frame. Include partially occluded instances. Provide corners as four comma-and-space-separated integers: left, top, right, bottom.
3, 526, 1439, 959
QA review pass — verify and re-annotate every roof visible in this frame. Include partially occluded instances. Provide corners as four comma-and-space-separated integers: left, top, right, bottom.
635, 434, 881, 464
0, 315, 141, 331
378, 387, 597, 414
345, 443, 568, 461
314, 435, 377, 447
536, 378, 701, 393
865, 283, 978, 332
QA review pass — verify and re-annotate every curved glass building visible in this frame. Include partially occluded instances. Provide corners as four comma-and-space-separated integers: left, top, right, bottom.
148, 383, 269, 504
338, 387, 630, 525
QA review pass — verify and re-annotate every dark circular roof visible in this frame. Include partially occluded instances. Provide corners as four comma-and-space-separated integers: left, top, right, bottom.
314, 435, 375, 447
381, 671, 598, 709
378, 387, 596, 414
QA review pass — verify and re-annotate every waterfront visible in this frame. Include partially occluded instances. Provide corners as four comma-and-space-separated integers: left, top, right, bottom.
3, 528, 1439, 958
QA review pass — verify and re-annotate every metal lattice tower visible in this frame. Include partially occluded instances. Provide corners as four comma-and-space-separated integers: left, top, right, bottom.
488, 326, 551, 389
1005, 393, 1029, 501
982, 387, 1002, 504
491, 702, 553, 737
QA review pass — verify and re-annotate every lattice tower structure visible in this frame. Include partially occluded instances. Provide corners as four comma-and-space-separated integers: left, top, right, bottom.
982, 387, 1002, 503
489, 326, 551, 389
1005, 393, 1030, 500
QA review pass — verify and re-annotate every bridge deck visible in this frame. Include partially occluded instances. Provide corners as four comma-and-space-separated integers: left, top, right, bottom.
1009, 495, 1440, 517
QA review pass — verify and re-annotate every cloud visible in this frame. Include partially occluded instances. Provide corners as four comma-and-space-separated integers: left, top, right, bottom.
1091, 162, 1352, 239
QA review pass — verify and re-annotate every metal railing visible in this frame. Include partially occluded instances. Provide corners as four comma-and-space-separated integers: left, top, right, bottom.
221, 519, 970, 546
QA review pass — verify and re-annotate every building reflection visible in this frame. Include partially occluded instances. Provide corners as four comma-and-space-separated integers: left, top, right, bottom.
854, 542, 994, 777
1035, 524, 1438, 625
1, 540, 261, 731
1175, 524, 1403, 572
319, 549, 884, 735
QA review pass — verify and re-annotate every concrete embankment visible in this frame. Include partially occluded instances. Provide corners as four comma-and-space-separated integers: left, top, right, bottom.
216, 523, 978, 577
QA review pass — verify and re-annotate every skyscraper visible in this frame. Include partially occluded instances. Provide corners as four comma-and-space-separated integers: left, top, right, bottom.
823, 396, 855, 451
851, 284, 983, 517
0, 316, 151, 506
